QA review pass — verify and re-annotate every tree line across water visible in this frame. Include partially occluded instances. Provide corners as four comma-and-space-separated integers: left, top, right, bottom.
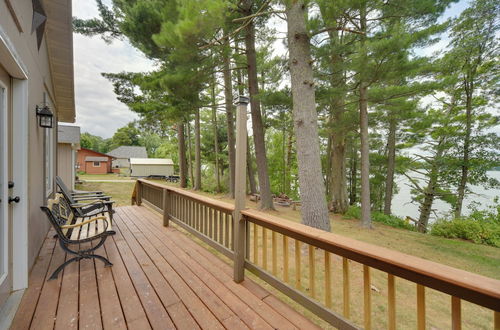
75, 0, 499, 235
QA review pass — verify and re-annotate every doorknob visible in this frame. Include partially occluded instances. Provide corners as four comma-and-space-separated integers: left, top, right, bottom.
8, 196, 20, 204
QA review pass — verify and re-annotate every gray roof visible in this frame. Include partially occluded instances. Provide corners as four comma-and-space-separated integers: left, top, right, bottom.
108, 146, 148, 159
58, 124, 80, 144
85, 156, 109, 162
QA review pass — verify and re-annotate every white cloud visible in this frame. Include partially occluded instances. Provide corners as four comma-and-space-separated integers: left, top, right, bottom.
73, 2, 155, 138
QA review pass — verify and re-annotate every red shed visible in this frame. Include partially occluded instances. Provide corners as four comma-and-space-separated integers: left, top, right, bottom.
76, 148, 114, 174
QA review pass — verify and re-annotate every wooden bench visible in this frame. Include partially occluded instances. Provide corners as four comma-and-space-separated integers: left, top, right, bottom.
41, 194, 115, 280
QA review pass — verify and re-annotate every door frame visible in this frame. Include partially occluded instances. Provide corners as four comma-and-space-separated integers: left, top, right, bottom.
11, 79, 28, 291
0, 79, 8, 290
0, 25, 29, 293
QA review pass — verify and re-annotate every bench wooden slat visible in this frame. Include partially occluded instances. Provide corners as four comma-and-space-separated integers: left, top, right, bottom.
87, 221, 96, 238
70, 218, 83, 241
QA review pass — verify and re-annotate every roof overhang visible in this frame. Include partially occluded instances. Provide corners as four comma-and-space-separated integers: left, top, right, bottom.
44, 0, 75, 123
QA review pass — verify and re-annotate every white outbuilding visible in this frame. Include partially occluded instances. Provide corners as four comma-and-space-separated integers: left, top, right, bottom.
129, 158, 174, 177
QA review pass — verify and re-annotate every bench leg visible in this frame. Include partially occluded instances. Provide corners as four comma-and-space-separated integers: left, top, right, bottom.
49, 256, 81, 280
86, 254, 113, 267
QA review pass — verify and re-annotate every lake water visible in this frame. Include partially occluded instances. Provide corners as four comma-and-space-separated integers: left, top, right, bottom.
391, 171, 500, 221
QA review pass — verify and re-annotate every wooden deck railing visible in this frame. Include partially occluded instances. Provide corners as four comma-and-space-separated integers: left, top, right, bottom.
132, 179, 500, 329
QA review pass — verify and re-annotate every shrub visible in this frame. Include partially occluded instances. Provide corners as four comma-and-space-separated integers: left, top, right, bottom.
344, 206, 415, 231
430, 207, 500, 247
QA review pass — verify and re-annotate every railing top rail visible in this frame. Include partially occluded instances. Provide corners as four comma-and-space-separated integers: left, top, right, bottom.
242, 208, 500, 312
138, 179, 235, 213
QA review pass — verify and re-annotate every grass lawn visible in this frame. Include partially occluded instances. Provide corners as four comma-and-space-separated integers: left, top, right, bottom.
78, 173, 132, 181
75, 179, 499, 329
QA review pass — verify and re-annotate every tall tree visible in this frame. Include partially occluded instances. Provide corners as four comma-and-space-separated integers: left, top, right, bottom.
446, 0, 499, 217
286, 0, 330, 231
241, 0, 274, 210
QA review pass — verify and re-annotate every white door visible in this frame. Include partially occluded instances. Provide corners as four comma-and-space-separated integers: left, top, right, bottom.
0, 75, 11, 308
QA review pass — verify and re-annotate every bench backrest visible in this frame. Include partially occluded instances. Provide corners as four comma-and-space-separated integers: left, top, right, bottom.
56, 176, 77, 204
41, 194, 76, 241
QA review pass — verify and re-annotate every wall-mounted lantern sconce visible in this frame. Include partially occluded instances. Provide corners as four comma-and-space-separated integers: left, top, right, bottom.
36, 105, 53, 128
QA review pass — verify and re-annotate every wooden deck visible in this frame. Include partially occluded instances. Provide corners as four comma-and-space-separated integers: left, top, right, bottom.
10, 205, 320, 330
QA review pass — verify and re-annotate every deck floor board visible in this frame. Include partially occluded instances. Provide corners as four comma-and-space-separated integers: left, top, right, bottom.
10, 205, 320, 330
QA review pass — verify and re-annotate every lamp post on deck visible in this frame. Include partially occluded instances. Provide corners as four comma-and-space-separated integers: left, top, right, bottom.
233, 95, 249, 283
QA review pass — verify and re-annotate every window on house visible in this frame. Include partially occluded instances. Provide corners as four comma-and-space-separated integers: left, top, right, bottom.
44, 125, 54, 196
93, 161, 100, 167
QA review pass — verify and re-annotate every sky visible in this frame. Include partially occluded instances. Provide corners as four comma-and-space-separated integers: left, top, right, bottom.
71, 1, 154, 138
70, 0, 472, 139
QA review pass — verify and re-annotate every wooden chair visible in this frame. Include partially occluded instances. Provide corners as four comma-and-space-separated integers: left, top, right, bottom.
56, 176, 108, 202
41, 194, 115, 280
56, 177, 115, 221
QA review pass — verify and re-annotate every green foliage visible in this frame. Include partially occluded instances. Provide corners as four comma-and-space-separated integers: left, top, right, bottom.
344, 206, 415, 230
80, 132, 110, 153
431, 206, 500, 247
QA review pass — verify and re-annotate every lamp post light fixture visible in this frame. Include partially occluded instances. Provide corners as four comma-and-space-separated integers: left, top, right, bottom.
36, 104, 54, 128
233, 95, 250, 106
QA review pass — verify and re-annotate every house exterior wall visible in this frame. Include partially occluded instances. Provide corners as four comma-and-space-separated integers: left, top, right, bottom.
76, 148, 113, 174
130, 164, 174, 177
112, 158, 130, 168
0, 0, 61, 272
57, 143, 75, 189
84, 161, 108, 174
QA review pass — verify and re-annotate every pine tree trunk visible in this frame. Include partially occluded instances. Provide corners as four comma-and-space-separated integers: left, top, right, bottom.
223, 35, 236, 198
247, 135, 257, 194
384, 116, 397, 215
325, 135, 332, 197
194, 109, 202, 190
286, 132, 293, 195
359, 5, 371, 228
211, 82, 221, 192
331, 134, 348, 214
187, 121, 194, 187
328, 28, 348, 214
242, 0, 274, 210
454, 80, 473, 218
286, 0, 330, 231
177, 122, 188, 188
348, 140, 358, 205
418, 139, 446, 232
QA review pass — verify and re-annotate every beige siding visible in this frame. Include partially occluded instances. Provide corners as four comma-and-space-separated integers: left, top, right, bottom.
57, 143, 73, 189
130, 164, 174, 177
1, 1, 61, 269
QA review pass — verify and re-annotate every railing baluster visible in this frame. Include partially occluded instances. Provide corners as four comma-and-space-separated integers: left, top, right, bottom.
263, 227, 268, 270
388, 274, 396, 330
364, 265, 371, 330
197, 203, 201, 232
224, 212, 230, 248
213, 210, 218, 242
309, 245, 315, 299
245, 220, 250, 259
228, 214, 234, 251
343, 257, 350, 318
197, 202, 201, 231
295, 240, 301, 289
325, 251, 332, 309
494, 311, 499, 330
218, 210, 223, 245
253, 223, 258, 264
283, 235, 289, 282
205, 205, 209, 236
208, 207, 213, 239
272, 231, 277, 276
451, 296, 461, 330
417, 284, 426, 330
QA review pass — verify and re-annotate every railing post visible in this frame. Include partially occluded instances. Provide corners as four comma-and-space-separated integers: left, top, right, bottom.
233, 95, 249, 283
162, 188, 170, 227
136, 180, 142, 206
